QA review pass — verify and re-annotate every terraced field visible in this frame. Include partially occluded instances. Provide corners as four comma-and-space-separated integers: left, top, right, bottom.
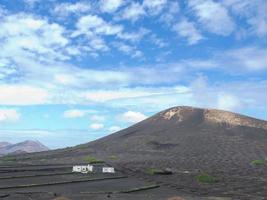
0, 162, 209, 200
1, 159, 264, 200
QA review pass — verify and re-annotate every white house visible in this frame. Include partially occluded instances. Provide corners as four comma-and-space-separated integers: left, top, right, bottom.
102, 167, 115, 173
72, 165, 115, 174
72, 164, 93, 173
87, 165, 93, 172
72, 165, 82, 172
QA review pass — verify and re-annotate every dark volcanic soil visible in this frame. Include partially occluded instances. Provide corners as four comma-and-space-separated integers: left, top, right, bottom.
1, 106, 267, 200
0, 163, 196, 200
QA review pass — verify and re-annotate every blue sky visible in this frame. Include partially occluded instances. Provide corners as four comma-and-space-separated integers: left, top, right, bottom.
0, 0, 267, 149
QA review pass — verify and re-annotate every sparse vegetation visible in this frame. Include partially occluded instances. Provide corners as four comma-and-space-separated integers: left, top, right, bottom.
84, 156, 104, 164
109, 155, 118, 160
18, 156, 31, 161
1, 156, 16, 161
197, 172, 218, 183
145, 168, 163, 175
251, 159, 266, 166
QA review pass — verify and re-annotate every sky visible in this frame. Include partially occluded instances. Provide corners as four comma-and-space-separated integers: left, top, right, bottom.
0, 0, 267, 149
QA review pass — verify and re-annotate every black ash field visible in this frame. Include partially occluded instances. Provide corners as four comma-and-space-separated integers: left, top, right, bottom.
0, 106, 267, 200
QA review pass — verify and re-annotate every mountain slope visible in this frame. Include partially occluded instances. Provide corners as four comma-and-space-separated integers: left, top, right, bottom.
0, 142, 11, 148
85, 106, 267, 172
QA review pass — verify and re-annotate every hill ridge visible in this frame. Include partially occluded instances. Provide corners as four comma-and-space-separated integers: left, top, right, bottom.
157, 106, 267, 130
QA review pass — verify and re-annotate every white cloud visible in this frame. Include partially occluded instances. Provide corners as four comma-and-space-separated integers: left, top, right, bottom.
189, 76, 267, 113
109, 90, 193, 112
0, 109, 20, 122
57, 85, 190, 111
72, 14, 124, 52
248, 16, 267, 37
223, 0, 253, 15
121, 111, 147, 123
84, 90, 137, 102
54, 74, 77, 85
219, 46, 267, 71
159, 1, 180, 25
0, 13, 71, 80
0, 59, 17, 80
180, 46, 267, 72
83, 88, 169, 102
2, 43, 266, 107
53, 67, 130, 88
63, 109, 87, 118
74, 15, 103, 35
0, 0, 265, 125
23, 0, 40, 7
100, 0, 124, 13
91, 115, 105, 122
0, 85, 48, 105
120, 2, 146, 22
217, 93, 240, 111
53, 2, 91, 17
182, 59, 217, 69
173, 18, 203, 45
117, 28, 150, 42
90, 123, 104, 130
0, 6, 6, 17
0, 14, 68, 48
84, 75, 265, 114
143, 0, 167, 15
0, 6, 266, 111
108, 126, 121, 133
116, 0, 167, 22
74, 15, 123, 37
113, 42, 142, 58
89, 37, 109, 51
122, 64, 186, 85
189, 0, 235, 36
150, 34, 168, 48
223, 0, 267, 38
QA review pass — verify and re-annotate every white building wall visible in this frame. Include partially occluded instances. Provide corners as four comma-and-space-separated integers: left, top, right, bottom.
102, 167, 115, 173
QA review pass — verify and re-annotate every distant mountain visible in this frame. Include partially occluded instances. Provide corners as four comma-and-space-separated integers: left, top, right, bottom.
0, 142, 11, 148
0, 140, 49, 156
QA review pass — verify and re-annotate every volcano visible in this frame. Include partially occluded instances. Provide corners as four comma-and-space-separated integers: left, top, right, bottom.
3, 106, 267, 199
85, 106, 267, 171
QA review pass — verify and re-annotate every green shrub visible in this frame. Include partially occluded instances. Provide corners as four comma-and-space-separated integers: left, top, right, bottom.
251, 159, 266, 166
109, 155, 118, 160
145, 168, 163, 175
197, 172, 218, 183
84, 156, 104, 164
1, 156, 16, 161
